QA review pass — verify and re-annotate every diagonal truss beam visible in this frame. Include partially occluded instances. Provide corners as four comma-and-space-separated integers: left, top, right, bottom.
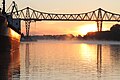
11, 7, 120, 21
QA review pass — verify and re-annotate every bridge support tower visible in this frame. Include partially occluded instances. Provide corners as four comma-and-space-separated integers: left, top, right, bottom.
25, 7, 31, 37
97, 21, 102, 32
25, 21, 31, 37
97, 8, 103, 32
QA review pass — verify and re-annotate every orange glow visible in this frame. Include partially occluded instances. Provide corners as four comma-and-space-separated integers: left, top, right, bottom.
23, 22, 112, 36
77, 24, 97, 36
10, 29, 20, 40
76, 23, 111, 36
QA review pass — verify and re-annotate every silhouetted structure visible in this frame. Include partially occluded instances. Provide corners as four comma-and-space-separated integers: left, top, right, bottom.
9, 5, 120, 37
84, 24, 120, 41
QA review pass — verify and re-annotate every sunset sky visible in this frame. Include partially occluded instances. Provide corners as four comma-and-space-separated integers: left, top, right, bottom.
4, 0, 120, 36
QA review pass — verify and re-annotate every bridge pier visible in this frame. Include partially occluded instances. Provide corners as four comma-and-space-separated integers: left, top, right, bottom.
25, 7, 31, 37
97, 21, 102, 32
25, 21, 31, 37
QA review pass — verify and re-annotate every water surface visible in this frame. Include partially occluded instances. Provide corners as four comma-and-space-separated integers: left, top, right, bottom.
2, 40, 120, 80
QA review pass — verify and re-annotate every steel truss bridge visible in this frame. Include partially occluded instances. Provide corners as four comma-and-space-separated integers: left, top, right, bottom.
10, 6, 120, 36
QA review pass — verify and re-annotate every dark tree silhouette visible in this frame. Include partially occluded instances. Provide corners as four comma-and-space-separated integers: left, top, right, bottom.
110, 24, 120, 32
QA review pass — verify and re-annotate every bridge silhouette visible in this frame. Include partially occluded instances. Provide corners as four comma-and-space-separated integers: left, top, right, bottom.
8, 2, 120, 36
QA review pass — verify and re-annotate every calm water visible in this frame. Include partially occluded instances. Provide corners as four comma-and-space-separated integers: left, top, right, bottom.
1, 40, 120, 80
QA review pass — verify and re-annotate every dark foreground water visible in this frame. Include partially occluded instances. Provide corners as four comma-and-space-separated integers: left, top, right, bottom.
1, 40, 120, 80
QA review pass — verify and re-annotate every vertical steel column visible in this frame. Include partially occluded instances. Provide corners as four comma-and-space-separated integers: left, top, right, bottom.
25, 7, 31, 37
25, 21, 31, 37
97, 21, 102, 32
2, 0, 5, 14
97, 8, 103, 32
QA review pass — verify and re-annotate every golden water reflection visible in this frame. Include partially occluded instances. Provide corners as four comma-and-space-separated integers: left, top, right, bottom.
20, 40, 120, 80
79, 44, 97, 62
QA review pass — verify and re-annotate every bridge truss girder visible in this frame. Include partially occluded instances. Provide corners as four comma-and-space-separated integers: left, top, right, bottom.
10, 7, 120, 36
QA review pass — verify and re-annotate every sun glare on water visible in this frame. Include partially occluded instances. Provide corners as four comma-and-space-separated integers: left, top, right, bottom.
77, 24, 97, 36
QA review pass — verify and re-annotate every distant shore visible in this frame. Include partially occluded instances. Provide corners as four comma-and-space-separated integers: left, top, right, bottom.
21, 31, 120, 41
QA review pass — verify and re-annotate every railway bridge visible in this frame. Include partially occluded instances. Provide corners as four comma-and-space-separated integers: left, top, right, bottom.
8, 1, 120, 36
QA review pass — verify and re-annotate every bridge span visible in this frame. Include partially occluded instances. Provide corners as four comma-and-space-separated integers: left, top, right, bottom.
8, 4, 120, 36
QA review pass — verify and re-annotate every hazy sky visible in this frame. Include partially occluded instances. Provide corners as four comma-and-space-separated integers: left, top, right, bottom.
5, 0, 120, 13
3, 0, 120, 36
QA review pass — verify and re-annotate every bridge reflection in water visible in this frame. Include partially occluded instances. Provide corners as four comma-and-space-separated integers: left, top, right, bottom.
0, 42, 103, 80
22, 43, 102, 80
97, 44, 102, 79
0, 45, 20, 80
25, 43, 30, 80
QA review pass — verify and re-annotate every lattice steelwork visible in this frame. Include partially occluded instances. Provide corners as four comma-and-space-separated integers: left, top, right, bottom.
10, 7, 120, 36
